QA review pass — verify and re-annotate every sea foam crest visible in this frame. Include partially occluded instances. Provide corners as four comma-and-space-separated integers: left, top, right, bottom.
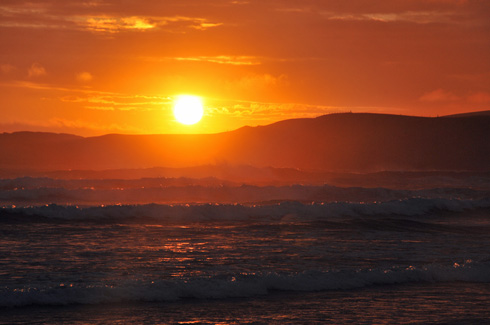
1, 198, 489, 222
1, 262, 489, 307
1, 182, 487, 206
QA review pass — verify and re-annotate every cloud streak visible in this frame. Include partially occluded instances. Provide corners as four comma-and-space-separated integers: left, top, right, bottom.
76, 72, 93, 82
325, 11, 460, 24
27, 63, 47, 78
206, 98, 400, 121
420, 89, 460, 102
2, 81, 171, 112
0, 2, 224, 34
0, 118, 143, 136
60, 94, 171, 111
143, 55, 261, 66
0, 64, 15, 74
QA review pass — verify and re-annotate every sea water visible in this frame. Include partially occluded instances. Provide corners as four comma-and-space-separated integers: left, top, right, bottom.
0, 177, 489, 323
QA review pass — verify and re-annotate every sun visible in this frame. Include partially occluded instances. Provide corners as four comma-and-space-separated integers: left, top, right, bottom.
173, 95, 204, 125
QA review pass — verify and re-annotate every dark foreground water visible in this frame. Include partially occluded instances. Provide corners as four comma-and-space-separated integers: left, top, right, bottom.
0, 178, 489, 324
1, 283, 489, 324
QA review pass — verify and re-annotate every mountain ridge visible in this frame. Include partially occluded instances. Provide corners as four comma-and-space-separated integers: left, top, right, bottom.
1, 112, 489, 172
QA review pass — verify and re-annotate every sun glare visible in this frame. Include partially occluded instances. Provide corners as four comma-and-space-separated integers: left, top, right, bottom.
173, 95, 204, 125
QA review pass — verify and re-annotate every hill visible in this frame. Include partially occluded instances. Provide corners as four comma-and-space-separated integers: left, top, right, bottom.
0, 113, 489, 172
443, 110, 490, 118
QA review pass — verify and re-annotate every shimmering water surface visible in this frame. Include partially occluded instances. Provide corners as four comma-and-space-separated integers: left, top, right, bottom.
0, 176, 489, 323
2, 283, 490, 324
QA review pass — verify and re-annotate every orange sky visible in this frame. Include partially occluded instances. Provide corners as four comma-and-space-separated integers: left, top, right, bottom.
0, 0, 489, 136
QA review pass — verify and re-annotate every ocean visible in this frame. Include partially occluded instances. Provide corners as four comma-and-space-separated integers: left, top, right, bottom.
1, 173, 489, 324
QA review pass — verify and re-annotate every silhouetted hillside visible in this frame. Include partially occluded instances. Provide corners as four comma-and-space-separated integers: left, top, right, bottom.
1, 113, 489, 172
443, 110, 490, 118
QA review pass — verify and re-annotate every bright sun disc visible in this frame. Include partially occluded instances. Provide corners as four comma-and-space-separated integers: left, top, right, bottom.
173, 95, 204, 125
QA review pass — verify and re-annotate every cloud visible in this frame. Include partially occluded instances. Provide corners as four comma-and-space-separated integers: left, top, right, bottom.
0, 118, 143, 137
59, 94, 172, 111
237, 74, 289, 89
206, 98, 392, 121
27, 63, 47, 78
2, 80, 171, 112
2, 80, 111, 94
419, 89, 460, 102
47, 117, 143, 134
207, 102, 334, 120
191, 21, 223, 30
325, 11, 458, 24
0, 2, 75, 29
0, 2, 222, 34
74, 15, 222, 34
76, 72, 93, 82
171, 56, 261, 65
420, 89, 490, 105
0, 64, 15, 73
159, 16, 223, 31
428, 0, 468, 4
278, 0, 486, 26
81, 16, 155, 33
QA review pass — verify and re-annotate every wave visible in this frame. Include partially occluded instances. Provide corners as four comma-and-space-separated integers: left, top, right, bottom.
1, 178, 488, 206
1, 198, 489, 223
2, 262, 489, 307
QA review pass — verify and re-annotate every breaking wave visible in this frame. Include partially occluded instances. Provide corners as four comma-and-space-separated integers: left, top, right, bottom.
1, 198, 489, 223
1, 178, 488, 206
2, 262, 489, 307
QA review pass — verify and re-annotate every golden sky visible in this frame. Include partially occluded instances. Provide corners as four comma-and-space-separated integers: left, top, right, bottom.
0, 0, 489, 135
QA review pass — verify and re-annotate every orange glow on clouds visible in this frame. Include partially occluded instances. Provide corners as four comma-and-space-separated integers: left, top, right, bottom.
0, 0, 489, 136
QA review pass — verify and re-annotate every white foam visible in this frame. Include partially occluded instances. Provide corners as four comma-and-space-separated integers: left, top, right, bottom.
2, 198, 489, 223
1, 262, 489, 307
0, 178, 487, 206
